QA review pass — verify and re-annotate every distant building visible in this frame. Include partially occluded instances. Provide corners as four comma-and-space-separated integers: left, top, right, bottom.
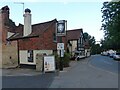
67, 29, 85, 56
84, 39, 91, 57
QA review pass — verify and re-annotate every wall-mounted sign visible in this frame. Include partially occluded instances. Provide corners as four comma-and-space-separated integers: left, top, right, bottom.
44, 56, 55, 72
56, 20, 66, 36
57, 43, 64, 50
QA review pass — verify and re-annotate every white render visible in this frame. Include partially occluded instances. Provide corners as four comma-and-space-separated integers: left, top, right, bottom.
20, 50, 36, 65
23, 12, 32, 36
68, 41, 77, 55
20, 50, 53, 65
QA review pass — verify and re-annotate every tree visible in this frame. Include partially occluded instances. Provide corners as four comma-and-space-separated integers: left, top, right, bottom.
83, 32, 100, 55
101, 1, 120, 50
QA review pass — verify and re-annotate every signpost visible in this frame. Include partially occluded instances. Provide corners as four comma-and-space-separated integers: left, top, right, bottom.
56, 20, 66, 71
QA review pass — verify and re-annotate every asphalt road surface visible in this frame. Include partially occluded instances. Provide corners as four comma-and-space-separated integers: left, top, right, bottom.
2, 73, 57, 88
2, 55, 119, 88
89, 55, 120, 74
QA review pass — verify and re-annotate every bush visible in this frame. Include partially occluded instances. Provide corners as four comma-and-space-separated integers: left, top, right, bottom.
63, 52, 71, 67
54, 52, 71, 68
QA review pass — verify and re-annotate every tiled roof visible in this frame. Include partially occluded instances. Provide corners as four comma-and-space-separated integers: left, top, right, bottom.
8, 19, 57, 40
67, 29, 83, 41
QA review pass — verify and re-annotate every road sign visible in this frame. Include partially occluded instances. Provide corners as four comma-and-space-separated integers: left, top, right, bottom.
57, 43, 64, 50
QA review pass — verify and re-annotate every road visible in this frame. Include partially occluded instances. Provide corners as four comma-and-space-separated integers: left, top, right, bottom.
2, 55, 119, 88
90, 55, 120, 74
2, 73, 57, 88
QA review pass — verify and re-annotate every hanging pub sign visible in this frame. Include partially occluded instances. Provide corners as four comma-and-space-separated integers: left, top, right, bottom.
56, 20, 66, 36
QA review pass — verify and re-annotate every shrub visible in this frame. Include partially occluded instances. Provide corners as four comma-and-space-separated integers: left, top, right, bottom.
54, 52, 71, 68
63, 52, 71, 67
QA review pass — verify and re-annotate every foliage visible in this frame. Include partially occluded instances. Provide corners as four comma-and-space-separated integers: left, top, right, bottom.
83, 32, 100, 55
83, 32, 96, 47
101, 1, 120, 50
54, 52, 71, 69
91, 44, 101, 55
63, 52, 71, 67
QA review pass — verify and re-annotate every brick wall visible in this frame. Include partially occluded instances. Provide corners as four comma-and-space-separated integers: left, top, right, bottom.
19, 23, 57, 50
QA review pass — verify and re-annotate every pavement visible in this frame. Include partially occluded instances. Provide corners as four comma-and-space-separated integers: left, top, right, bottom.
2, 68, 42, 76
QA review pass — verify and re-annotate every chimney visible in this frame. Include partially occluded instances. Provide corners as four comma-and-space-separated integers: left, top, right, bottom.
23, 8, 32, 36
1, 6, 9, 23
0, 6, 9, 43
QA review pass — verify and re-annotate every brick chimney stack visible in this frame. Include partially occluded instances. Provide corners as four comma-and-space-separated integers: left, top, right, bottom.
0, 6, 10, 43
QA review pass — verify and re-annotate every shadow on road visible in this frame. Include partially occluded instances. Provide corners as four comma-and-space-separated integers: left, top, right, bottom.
2, 72, 57, 88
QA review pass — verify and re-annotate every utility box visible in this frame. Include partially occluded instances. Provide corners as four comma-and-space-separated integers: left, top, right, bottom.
36, 53, 43, 72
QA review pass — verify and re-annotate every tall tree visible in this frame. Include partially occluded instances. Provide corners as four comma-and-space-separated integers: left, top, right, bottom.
84, 32, 99, 54
101, 1, 120, 50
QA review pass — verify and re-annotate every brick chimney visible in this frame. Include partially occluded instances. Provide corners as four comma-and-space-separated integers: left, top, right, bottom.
0, 6, 10, 43
23, 8, 32, 36
1, 6, 9, 23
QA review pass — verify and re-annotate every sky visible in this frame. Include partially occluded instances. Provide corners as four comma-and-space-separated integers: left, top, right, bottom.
0, 0, 112, 42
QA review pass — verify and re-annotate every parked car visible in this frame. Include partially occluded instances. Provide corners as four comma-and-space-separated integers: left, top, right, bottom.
109, 53, 115, 58
113, 52, 120, 60
73, 51, 86, 61
101, 51, 108, 56
108, 50, 116, 58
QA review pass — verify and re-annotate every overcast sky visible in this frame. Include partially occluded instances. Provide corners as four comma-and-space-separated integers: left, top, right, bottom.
0, 1, 112, 42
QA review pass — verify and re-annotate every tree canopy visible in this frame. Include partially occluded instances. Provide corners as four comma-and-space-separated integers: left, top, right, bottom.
101, 1, 120, 50
83, 32, 101, 54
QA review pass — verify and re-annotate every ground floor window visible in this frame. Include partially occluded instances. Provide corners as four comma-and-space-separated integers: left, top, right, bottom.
28, 50, 33, 62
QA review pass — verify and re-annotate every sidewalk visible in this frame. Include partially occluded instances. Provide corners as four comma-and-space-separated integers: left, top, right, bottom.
2, 68, 42, 76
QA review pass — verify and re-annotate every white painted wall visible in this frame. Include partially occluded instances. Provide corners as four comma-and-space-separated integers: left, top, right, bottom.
20, 50, 53, 65
20, 50, 36, 65
68, 41, 77, 55
85, 49, 91, 57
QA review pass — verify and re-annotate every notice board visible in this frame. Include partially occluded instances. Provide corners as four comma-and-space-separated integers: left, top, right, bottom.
44, 56, 55, 72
